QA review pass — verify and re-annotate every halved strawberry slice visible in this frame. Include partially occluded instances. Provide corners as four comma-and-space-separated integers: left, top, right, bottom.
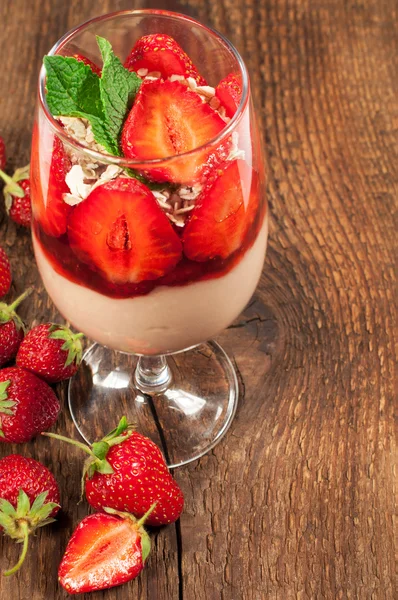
67, 177, 182, 284
58, 510, 151, 594
72, 53, 101, 76
182, 159, 259, 261
124, 33, 206, 84
215, 73, 242, 118
121, 80, 226, 184
31, 123, 72, 237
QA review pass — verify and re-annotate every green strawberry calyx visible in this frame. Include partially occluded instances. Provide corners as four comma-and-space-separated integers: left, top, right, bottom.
0, 164, 30, 213
48, 324, 84, 368
0, 488, 60, 576
42, 416, 134, 495
0, 287, 33, 332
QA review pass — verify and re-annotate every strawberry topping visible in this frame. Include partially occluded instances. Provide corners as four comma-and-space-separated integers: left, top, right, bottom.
183, 159, 260, 261
67, 177, 182, 284
121, 80, 226, 183
215, 73, 243, 118
31, 124, 72, 237
124, 34, 206, 84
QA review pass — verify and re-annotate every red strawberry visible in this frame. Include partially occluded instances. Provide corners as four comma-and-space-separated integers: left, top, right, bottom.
8, 181, 32, 227
30, 124, 72, 237
16, 323, 83, 383
124, 33, 206, 84
58, 507, 153, 594
0, 136, 6, 171
0, 288, 32, 367
44, 417, 184, 526
183, 159, 259, 261
0, 247, 11, 297
215, 73, 242, 118
0, 454, 60, 575
0, 164, 32, 227
72, 53, 102, 76
67, 177, 182, 284
121, 80, 226, 183
0, 367, 60, 443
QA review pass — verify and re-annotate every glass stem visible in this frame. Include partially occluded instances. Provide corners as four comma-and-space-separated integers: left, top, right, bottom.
134, 355, 172, 394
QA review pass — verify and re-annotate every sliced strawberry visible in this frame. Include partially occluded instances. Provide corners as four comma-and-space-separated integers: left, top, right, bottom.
121, 80, 226, 183
124, 33, 206, 84
68, 177, 182, 284
31, 123, 72, 237
215, 73, 242, 118
58, 512, 149, 594
72, 53, 102, 76
182, 159, 259, 261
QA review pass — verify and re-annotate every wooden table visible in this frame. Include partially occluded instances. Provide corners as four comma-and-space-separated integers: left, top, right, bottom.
0, 1, 396, 598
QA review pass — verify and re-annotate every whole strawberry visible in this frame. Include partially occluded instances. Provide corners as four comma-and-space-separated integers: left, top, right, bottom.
0, 247, 11, 297
58, 506, 154, 594
0, 454, 60, 575
0, 165, 32, 227
16, 323, 84, 383
0, 367, 60, 443
45, 417, 184, 526
0, 136, 6, 171
0, 288, 32, 367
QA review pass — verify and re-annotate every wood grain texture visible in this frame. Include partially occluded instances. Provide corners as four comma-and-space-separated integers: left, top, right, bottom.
0, 0, 396, 599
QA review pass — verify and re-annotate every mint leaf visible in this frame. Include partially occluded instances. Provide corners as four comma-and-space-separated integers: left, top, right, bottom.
81, 114, 119, 155
97, 36, 141, 143
44, 56, 118, 154
44, 41, 166, 189
44, 43, 140, 157
44, 56, 103, 119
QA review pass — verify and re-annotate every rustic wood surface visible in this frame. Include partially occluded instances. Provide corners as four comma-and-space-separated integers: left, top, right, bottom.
0, 0, 396, 599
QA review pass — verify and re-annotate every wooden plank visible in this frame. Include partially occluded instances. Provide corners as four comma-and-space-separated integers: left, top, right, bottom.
0, 0, 396, 599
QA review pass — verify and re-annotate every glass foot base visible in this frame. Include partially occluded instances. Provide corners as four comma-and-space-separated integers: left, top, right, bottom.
68, 341, 239, 468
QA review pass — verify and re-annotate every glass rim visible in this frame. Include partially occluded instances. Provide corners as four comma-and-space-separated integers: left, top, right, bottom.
38, 8, 250, 167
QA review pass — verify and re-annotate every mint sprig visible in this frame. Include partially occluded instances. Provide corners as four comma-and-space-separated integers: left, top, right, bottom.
44, 56, 103, 118
44, 55, 118, 155
44, 38, 142, 157
97, 36, 141, 144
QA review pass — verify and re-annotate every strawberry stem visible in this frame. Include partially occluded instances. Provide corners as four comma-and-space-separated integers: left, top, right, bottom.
42, 432, 96, 458
136, 502, 158, 529
8, 287, 33, 312
103, 501, 157, 527
0, 170, 25, 198
0, 170, 14, 186
4, 521, 29, 576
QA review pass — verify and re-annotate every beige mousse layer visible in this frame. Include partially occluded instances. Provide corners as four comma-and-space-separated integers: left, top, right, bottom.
33, 216, 268, 355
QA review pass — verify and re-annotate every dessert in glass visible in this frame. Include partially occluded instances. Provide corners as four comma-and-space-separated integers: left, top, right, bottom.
30, 10, 268, 467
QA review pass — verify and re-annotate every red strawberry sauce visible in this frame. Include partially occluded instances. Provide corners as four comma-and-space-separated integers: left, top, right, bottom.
33, 201, 265, 300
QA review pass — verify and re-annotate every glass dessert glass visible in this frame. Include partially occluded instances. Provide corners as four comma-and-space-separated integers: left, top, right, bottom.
30, 9, 268, 467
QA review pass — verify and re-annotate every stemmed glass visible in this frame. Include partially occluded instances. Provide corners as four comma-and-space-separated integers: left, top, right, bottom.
30, 9, 268, 467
